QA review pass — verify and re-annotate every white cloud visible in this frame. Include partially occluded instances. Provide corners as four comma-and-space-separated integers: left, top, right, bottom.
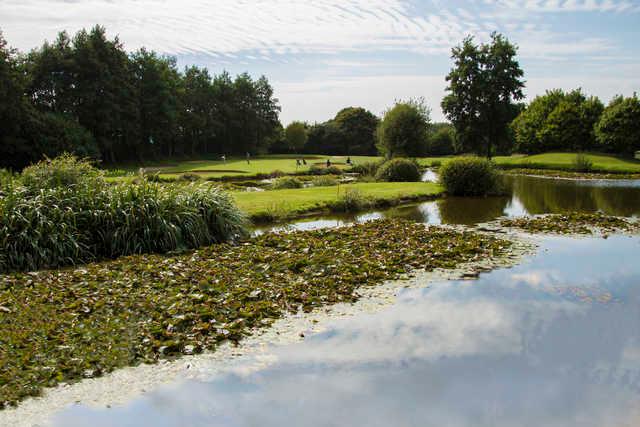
0, 0, 467, 55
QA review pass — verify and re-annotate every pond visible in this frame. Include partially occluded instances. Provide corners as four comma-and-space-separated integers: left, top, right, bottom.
49, 234, 640, 427
254, 174, 640, 233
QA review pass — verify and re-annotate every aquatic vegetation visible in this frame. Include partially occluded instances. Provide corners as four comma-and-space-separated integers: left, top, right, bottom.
0, 219, 512, 407
500, 212, 639, 234
504, 168, 640, 180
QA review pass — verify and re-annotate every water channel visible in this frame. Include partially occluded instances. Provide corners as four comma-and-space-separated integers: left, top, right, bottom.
39, 175, 640, 426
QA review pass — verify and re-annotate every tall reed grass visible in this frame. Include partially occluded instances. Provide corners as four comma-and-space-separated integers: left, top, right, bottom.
0, 156, 248, 273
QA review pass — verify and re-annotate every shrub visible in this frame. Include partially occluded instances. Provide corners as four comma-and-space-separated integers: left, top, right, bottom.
309, 164, 343, 176
0, 169, 16, 190
439, 157, 500, 196
21, 154, 104, 191
179, 172, 202, 182
572, 154, 593, 172
349, 161, 382, 177
272, 176, 303, 189
375, 158, 421, 182
430, 160, 442, 168
312, 176, 338, 187
0, 157, 248, 273
331, 188, 368, 212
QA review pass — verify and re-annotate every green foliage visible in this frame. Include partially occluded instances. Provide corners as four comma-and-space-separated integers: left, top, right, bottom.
375, 158, 421, 182
439, 157, 500, 196
311, 176, 338, 187
426, 123, 456, 155
309, 164, 343, 175
512, 89, 604, 153
284, 121, 308, 153
21, 154, 104, 190
179, 172, 202, 182
376, 100, 430, 158
442, 33, 525, 157
572, 153, 594, 172
333, 188, 368, 212
349, 160, 382, 177
1, 26, 282, 168
272, 176, 304, 189
0, 156, 248, 273
333, 107, 380, 155
595, 95, 640, 156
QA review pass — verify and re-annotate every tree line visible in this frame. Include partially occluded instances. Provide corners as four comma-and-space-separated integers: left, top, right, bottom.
0, 26, 281, 169
282, 32, 638, 160
3, 26, 638, 170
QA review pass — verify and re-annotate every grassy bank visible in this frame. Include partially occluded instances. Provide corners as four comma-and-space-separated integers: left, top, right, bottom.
420, 152, 640, 174
108, 155, 380, 180
503, 168, 640, 180
232, 182, 443, 221
0, 219, 511, 408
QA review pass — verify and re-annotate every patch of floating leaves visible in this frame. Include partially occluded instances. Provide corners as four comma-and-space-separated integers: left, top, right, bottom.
500, 212, 639, 235
0, 219, 511, 408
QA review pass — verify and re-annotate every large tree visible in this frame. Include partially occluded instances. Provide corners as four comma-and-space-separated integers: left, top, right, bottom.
595, 95, 640, 156
442, 33, 525, 158
376, 99, 430, 158
333, 107, 379, 155
512, 89, 604, 153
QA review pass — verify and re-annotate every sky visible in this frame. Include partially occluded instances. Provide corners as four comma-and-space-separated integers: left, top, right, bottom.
2, 0, 639, 124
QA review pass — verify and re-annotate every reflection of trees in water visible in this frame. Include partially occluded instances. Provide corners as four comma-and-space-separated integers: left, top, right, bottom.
508, 176, 640, 216
437, 196, 510, 224
382, 204, 430, 223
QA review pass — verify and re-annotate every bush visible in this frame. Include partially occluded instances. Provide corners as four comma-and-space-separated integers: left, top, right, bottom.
572, 154, 593, 172
21, 154, 104, 190
349, 161, 382, 177
272, 176, 303, 189
179, 172, 202, 182
375, 158, 421, 182
312, 176, 338, 187
331, 188, 368, 212
309, 164, 343, 176
439, 157, 500, 196
0, 157, 248, 273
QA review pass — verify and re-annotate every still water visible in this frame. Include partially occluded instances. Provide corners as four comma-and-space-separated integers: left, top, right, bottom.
50, 234, 640, 427
255, 174, 640, 233
44, 175, 640, 426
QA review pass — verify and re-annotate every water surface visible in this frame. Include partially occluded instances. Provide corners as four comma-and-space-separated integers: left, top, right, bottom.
50, 235, 640, 427
255, 174, 640, 233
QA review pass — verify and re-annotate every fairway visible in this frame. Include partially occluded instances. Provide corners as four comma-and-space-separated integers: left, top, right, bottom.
233, 182, 442, 218
112, 155, 381, 179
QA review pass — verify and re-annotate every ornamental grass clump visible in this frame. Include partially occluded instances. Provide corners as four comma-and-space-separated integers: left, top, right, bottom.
572, 153, 594, 172
375, 158, 421, 182
439, 157, 500, 196
0, 156, 248, 273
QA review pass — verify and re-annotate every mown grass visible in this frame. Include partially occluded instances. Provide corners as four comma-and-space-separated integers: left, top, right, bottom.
0, 219, 512, 408
232, 182, 443, 221
418, 152, 640, 174
107, 155, 380, 180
